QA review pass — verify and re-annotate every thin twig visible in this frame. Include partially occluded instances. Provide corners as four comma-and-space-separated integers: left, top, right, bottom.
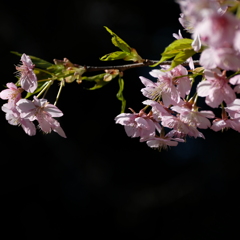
84, 59, 200, 72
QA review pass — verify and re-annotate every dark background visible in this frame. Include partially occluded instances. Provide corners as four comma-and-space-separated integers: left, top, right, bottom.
1, 1, 240, 239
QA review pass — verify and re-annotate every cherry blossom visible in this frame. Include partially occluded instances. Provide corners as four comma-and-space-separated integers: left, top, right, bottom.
211, 117, 240, 132
200, 47, 240, 71
2, 103, 36, 136
139, 73, 180, 107
145, 134, 184, 151
197, 69, 236, 108
0, 82, 23, 109
16, 96, 66, 137
114, 110, 161, 141
16, 53, 38, 93
194, 11, 239, 49
161, 115, 205, 139
139, 65, 191, 107
171, 103, 215, 129
142, 100, 172, 121
225, 99, 240, 118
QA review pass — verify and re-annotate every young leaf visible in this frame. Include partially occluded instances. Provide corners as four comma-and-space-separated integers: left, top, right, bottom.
82, 73, 110, 90
162, 38, 193, 54
150, 38, 194, 67
100, 51, 129, 61
170, 49, 196, 70
116, 77, 126, 113
104, 26, 131, 53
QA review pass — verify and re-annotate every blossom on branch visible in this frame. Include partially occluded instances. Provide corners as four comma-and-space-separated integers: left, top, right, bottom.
16, 96, 66, 138
2, 103, 36, 136
114, 109, 161, 141
145, 134, 184, 151
197, 69, 236, 108
16, 53, 38, 93
0, 82, 23, 109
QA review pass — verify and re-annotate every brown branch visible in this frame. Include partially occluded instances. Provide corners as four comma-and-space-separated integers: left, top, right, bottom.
84, 59, 200, 72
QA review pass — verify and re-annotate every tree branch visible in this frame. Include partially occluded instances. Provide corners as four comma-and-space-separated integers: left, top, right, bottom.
84, 59, 200, 72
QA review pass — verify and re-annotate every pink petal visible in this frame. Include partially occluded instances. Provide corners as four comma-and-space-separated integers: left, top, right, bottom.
197, 81, 211, 97
229, 75, 240, 85
139, 76, 156, 87
16, 99, 36, 118
45, 104, 63, 117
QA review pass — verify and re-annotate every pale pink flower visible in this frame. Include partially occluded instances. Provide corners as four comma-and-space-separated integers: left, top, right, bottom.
16, 96, 66, 137
170, 65, 191, 98
211, 117, 240, 132
145, 134, 184, 151
229, 74, 240, 93
194, 11, 239, 48
2, 103, 36, 136
114, 110, 161, 141
140, 65, 191, 106
16, 53, 38, 93
161, 115, 205, 139
200, 47, 240, 71
197, 69, 236, 108
225, 99, 240, 118
142, 100, 171, 121
0, 82, 23, 109
178, 13, 194, 33
139, 73, 180, 107
171, 104, 215, 129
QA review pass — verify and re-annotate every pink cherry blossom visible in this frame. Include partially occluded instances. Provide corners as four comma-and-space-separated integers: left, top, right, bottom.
225, 99, 240, 118
16, 53, 38, 93
200, 47, 240, 71
139, 74, 180, 107
114, 110, 161, 141
142, 100, 172, 121
211, 117, 240, 132
197, 69, 236, 108
171, 104, 215, 129
0, 82, 23, 109
16, 96, 66, 137
2, 103, 36, 136
161, 115, 205, 139
229, 74, 240, 93
194, 11, 239, 48
139, 67, 185, 107
145, 134, 184, 151
170, 65, 191, 98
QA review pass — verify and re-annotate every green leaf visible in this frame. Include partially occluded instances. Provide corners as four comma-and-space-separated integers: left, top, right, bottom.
100, 51, 129, 61
116, 77, 126, 113
104, 26, 131, 53
162, 38, 193, 54
150, 54, 176, 67
82, 73, 109, 90
170, 49, 196, 70
11, 51, 53, 69
82, 73, 106, 82
150, 38, 194, 67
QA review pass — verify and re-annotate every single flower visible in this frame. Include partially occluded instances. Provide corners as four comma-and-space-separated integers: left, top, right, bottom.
16, 53, 38, 93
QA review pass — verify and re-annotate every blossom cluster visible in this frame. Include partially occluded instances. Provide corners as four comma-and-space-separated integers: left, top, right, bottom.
115, 0, 240, 150
2, 0, 240, 151
0, 54, 66, 137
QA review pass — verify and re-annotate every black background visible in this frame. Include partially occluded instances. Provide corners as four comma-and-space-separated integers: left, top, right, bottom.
1, 1, 240, 239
